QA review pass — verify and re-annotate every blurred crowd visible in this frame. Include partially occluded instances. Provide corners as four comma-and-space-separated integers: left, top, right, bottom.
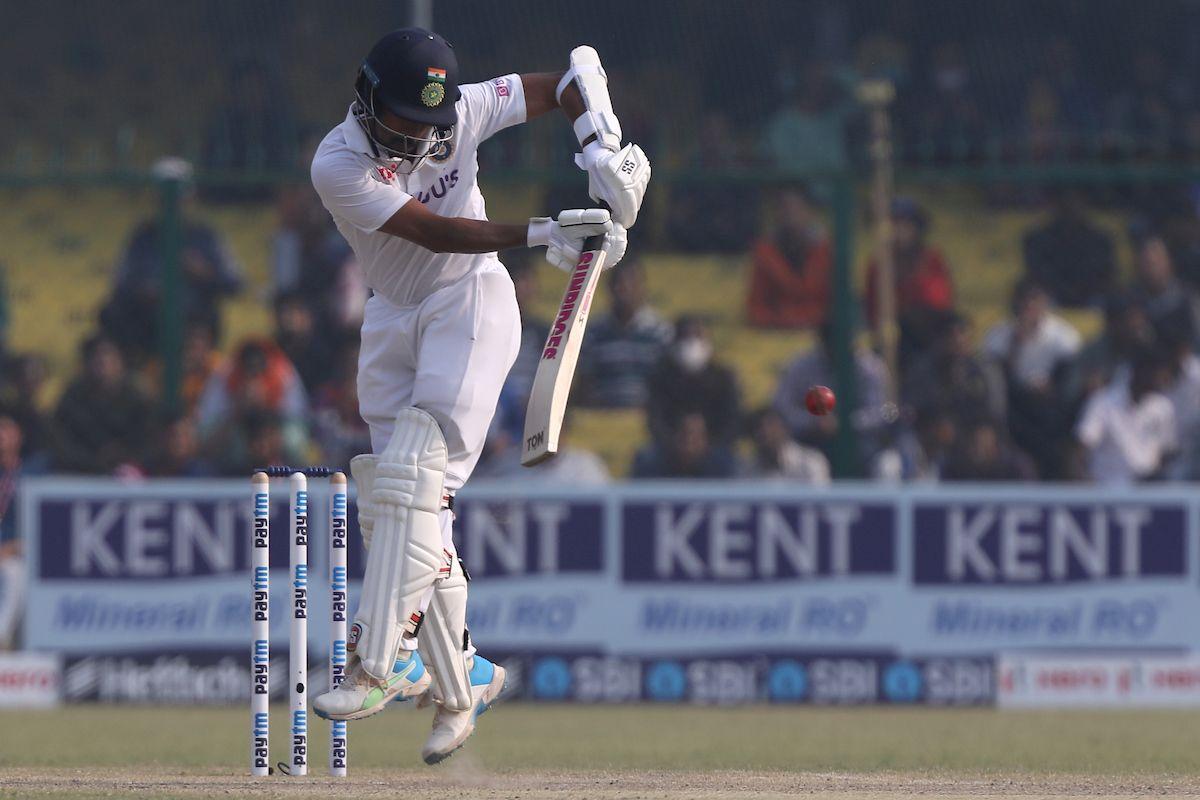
9, 2, 1200, 175
2, 165, 1198, 497
491, 181, 1200, 488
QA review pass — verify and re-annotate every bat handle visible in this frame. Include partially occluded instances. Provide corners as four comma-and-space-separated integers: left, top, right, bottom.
583, 201, 612, 250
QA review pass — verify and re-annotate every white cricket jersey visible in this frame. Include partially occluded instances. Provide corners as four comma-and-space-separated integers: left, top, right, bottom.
311, 74, 527, 307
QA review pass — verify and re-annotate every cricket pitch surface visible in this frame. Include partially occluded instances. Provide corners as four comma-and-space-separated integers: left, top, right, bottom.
2, 705, 1197, 799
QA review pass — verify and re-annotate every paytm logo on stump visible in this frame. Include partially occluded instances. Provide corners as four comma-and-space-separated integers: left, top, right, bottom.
621, 501, 895, 582
914, 502, 1187, 585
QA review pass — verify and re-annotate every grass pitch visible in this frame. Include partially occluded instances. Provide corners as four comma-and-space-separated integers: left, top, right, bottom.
1, 704, 1197, 798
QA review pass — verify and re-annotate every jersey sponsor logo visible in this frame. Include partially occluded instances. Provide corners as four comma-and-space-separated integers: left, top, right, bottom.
414, 168, 460, 204
492, 77, 510, 97
375, 166, 396, 183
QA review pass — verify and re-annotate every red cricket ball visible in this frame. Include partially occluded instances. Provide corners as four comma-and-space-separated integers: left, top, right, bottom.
805, 385, 836, 416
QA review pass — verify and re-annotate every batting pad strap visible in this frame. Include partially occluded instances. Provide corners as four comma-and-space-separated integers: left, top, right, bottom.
350, 453, 378, 550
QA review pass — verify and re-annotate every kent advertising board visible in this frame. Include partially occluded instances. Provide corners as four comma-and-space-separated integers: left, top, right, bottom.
19, 480, 1200, 703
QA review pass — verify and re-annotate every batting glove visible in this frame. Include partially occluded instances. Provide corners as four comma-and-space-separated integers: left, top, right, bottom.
528, 209, 613, 272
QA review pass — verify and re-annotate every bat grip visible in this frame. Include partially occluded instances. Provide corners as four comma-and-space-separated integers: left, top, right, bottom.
581, 201, 612, 250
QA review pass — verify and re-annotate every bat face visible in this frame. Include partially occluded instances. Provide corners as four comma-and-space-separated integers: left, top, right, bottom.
540, 251, 597, 360
521, 236, 608, 467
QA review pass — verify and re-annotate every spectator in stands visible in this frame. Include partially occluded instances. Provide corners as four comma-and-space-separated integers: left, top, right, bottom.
275, 290, 336, 393
0, 354, 51, 462
765, 60, 853, 174
311, 341, 371, 468
0, 413, 48, 540
474, 414, 610, 485
521, 442, 611, 484
195, 338, 309, 465
203, 58, 298, 198
1105, 49, 1175, 154
219, 410, 298, 476
1159, 190, 1200, 289
665, 111, 757, 253
577, 255, 672, 408
494, 251, 550, 440
631, 413, 738, 479
1024, 76, 1067, 161
1074, 348, 1176, 484
272, 185, 358, 334
904, 311, 1005, 423
0, 266, 7, 354
943, 418, 1037, 482
647, 315, 741, 448
743, 407, 830, 484
100, 158, 243, 364
1129, 233, 1200, 342
1026, 39, 1102, 156
0, 412, 47, 650
1021, 190, 1115, 307
746, 185, 831, 329
912, 42, 984, 160
983, 279, 1081, 478
873, 405, 958, 482
864, 197, 955, 368
143, 413, 214, 477
178, 315, 225, 419
0, 535, 21, 649
52, 334, 155, 474
1161, 326, 1200, 480
774, 322, 890, 466
1064, 293, 1155, 404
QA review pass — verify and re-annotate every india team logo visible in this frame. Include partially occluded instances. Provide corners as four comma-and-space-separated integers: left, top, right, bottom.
422, 66, 447, 107
421, 83, 445, 107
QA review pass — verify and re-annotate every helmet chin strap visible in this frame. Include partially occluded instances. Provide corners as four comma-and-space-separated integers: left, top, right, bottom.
356, 109, 452, 174
390, 137, 435, 175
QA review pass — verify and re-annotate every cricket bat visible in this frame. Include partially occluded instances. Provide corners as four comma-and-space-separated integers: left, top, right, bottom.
521, 232, 609, 466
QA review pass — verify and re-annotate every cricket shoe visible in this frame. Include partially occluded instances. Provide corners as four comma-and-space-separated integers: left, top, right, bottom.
313, 650, 430, 721
420, 656, 507, 765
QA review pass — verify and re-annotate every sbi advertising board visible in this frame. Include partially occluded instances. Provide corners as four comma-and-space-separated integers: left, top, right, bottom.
20, 480, 1200, 705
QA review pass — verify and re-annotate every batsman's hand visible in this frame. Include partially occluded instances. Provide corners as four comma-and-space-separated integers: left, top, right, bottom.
602, 222, 628, 269
528, 209, 613, 272
575, 141, 651, 228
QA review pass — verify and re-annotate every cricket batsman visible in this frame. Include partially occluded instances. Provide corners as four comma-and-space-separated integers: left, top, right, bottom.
309, 28, 650, 764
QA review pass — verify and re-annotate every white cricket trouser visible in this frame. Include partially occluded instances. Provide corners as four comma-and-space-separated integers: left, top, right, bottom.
357, 260, 521, 493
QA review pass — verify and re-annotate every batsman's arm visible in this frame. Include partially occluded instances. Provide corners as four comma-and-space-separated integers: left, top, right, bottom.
523, 48, 651, 228
379, 198, 617, 273
520, 72, 590, 133
378, 199, 527, 254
